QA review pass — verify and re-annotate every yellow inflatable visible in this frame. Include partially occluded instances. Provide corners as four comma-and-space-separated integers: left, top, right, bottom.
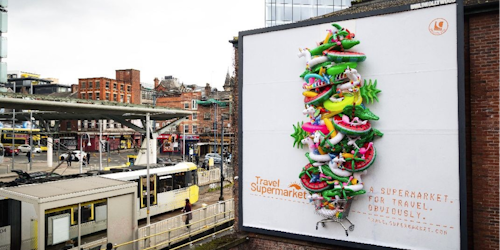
322, 94, 362, 118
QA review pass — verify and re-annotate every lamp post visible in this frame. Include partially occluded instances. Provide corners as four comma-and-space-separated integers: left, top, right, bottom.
219, 121, 230, 201
79, 133, 91, 173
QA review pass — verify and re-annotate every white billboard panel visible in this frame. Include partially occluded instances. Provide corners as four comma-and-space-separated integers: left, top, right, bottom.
241, 3, 462, 250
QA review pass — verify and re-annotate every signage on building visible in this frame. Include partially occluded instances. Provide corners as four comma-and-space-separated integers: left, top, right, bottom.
240, 3, 463, 250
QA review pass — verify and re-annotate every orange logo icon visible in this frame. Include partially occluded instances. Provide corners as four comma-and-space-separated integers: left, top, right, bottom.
429, 18, 448, 35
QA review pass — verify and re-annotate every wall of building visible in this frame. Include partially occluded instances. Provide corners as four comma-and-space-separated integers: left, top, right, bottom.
156, 91, 202, 134
116, 69, 141, 104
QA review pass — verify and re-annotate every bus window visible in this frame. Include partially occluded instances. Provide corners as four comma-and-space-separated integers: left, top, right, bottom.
173, 172, 186, 190
158, 175, 173, 193
186, 170, 196, 187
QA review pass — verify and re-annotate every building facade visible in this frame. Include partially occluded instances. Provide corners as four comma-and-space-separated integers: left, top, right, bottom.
265, 0, 352, 27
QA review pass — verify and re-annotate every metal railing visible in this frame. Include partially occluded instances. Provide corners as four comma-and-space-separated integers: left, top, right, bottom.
112, 198, 234, 250
197, 164, 234, 186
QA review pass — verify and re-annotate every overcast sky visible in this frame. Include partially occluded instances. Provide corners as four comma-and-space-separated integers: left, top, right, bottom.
7, 0, 264, 89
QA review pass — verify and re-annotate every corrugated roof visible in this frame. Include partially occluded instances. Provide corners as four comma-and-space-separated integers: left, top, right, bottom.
0, 176, 135, 203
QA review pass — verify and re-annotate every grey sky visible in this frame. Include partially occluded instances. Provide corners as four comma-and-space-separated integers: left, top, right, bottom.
7, 0, 264, 89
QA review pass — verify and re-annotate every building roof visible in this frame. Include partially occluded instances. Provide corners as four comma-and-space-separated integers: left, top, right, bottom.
0, 176, 135, 204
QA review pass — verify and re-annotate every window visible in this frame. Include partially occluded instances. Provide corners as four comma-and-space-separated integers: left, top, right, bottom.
184, 103, 189, 109
105, 81, 110, 89
95, 81, 100, 88
81, 82, 86, 89
158, 175, 173, 193
204, 113, 211, 120
113, 94, 117, 101
139, 175, 157, 207
127, 85, 131, 92
191, 99, 198, 110
120, 84, 124, 91
184, 124, 189, 133
222, 113, 229, 120
96, 92, 100, 100
192, 113, 197, 120
204, 127, 211, 133
88, 93, 93, 100
127, 95, 131, 103
120, 94, 124, 102
192, 125, 198, 134
81, 93, 86, 99
173, 172, 186, 190
88, 81, 93, 89
106, 92, 110, 100
113, 83, 117, 90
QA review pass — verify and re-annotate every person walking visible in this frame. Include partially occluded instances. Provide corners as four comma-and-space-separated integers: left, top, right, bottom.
66, 154, 72, 167
26, 151, 31, 163
86, 152, 91, 165
182, 198, 192, 229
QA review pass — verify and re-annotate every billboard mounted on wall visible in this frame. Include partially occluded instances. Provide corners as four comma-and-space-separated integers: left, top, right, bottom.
239, 1, 465, 249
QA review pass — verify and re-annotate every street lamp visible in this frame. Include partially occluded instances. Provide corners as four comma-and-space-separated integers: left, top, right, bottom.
79, 133, 91, 173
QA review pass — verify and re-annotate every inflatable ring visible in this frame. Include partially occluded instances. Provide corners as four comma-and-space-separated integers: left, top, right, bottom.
304, 86, 334, 106
323, 95, 363, 116
302, 122, 330, 135
325, 51, 367, 63
332, 115, 372, 136
343, 143, 377, 172
299, 164, 331, 192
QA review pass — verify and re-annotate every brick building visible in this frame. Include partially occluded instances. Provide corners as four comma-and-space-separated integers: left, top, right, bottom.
229, 0, 499, 249
61, 69, 143, 151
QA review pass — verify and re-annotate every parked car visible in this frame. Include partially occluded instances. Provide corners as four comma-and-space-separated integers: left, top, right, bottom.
32, 146, 42, 153
203, 153, 222, 166
5, 146, 19, 156
18, 144, 32, 153
59, 151, 88, 162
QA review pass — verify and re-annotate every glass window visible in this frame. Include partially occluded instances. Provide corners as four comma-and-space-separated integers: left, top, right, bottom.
95, 81, 100, 88
191, 99, 198, 110
81, 82, 86, 88
113, 83, 117, 89
184, 124, 189, 133
192, 113, 197, 120
127, 85, 131, 92
88, 81, 93, 89
106, 92, 110, 99
158, 176, 173, 193
120, 84, 124, 91
222, 113, 229, 120
173, 172, 186, 190
192, 125, 198, 134
184, 103, 189, 109
120, 95, 124, 102
113, 94, 117, 101
88, 93, 93, 100
81, 93, 86, 99
105, 81, 110, 89
127, 95, 131, 103
96, 92, 100, 100
204, 113, 211, 120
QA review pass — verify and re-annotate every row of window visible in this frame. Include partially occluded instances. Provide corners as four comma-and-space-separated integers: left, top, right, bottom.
80, 120, 124, 129
202, 113, 229, 120
184, 100, 199, 110
180, 124, 231, 134
81, 92, 131, 103
80, 81, 131, 92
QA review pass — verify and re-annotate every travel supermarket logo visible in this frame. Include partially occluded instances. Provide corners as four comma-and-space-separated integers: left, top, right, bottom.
249, 176, 308, 201
429, 18, 448, 35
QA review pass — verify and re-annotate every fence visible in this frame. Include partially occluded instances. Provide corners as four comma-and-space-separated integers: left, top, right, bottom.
109, 198, 234, 250
197, 164, 234, 186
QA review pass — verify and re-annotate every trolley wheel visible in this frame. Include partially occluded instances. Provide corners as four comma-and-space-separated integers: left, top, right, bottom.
321, 222, 325, 228
349, 224, 355, 231
345, 230, 349, 237
316, 224, 319, 230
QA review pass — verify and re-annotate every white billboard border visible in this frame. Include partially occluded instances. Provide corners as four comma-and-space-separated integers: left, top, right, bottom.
237, 1, 467, 249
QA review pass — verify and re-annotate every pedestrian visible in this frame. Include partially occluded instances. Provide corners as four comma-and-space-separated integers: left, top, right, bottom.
66, 154, 72, 167
195, 154, 199, 166
26, 151, 31, 163
182, 198, 192, 229
86, 152, 91, 165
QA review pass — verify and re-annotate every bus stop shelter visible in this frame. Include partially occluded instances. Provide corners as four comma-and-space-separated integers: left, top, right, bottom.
0, 176, 137, 250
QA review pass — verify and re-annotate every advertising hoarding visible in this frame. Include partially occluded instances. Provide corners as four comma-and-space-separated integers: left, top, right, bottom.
240, 2, 464, 249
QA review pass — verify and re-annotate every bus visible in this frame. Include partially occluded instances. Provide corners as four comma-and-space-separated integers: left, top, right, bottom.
0, 128, 41, 147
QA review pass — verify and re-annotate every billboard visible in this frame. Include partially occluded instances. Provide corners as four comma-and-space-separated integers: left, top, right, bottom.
239, 2, 465, 250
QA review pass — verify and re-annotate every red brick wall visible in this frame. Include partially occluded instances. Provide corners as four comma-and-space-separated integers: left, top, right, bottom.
116, 69, 141, 104
466, 11, 499, 250
156, 91, 202, 134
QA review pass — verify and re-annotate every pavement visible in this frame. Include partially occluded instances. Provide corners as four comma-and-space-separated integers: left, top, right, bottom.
0, 149, 191, 182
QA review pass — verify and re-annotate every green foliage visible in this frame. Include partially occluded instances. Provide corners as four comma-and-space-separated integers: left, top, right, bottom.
290, 122, 308, 148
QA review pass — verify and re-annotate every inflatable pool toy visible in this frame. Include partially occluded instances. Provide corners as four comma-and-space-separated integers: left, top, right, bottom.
325, 51, 367, 63
304, 86, 335, 106
333, 115, 372, 136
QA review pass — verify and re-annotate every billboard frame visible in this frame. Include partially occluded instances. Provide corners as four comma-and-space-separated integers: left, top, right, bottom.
237, 1, 466, 249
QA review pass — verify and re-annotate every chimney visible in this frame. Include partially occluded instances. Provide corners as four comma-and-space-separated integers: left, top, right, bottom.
154, 77, 159, 89
205, 83, 211, 97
